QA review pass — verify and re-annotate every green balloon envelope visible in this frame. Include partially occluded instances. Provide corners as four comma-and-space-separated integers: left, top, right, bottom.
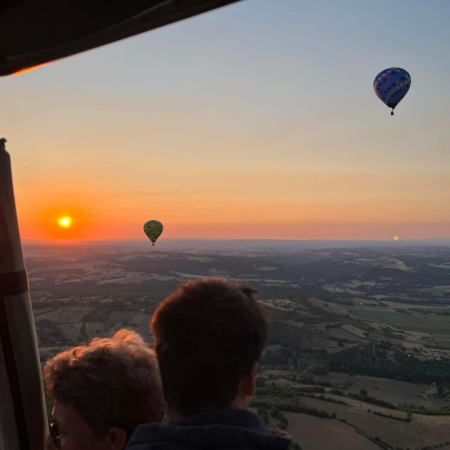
143, 220, 163, 245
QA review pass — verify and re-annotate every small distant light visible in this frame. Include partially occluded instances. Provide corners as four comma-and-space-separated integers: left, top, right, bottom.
394, 236, 399, 241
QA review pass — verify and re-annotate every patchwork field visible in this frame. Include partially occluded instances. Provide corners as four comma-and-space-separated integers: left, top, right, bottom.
34, 307, 93, 324
284, 412, 380, 450
27, 242, 450, 450
59, 323, 82, 341
349, 306, 450, 334
298, 396, 450, 449
341, 324, 367, 338
328, 327, 368, 343
301, 333, 341, 350
308, 298, 347, 315
316, 373, 450, 410
85, 322, 105, 338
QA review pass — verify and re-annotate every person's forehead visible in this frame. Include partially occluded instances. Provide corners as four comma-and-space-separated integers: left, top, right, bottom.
53, 402, 91, 432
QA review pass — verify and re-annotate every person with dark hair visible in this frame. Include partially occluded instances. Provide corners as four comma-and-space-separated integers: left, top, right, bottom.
44, 329, 165, 450
128, 278, 291, 450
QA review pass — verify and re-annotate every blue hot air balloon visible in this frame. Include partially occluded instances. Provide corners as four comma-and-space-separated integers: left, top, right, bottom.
373, 68, 411, 116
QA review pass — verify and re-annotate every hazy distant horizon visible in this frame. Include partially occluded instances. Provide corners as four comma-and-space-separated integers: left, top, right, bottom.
21, 237, 450, 251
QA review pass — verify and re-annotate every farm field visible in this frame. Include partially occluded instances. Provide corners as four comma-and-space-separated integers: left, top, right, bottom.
423, 315, 450, 326
327, 327, 368, 343
85, 322, 105, 338
308, 298, 347, 315
59, 323, 82, 341
418, 286, 450, 296
432, 340, 450, 349
348, 306, 450, 334
300, 333, 341, 350
341, 324, 367, 338
325, 395, 407, 418
384, 302, 450, 311
33, 306, 154, 345
316, 373, 450, 410
298, 396, 450, 449
34, 307, 93, 324
283, 412, 380, 450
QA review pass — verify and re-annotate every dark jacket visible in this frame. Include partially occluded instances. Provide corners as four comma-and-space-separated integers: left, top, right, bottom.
127, 409, 291, 450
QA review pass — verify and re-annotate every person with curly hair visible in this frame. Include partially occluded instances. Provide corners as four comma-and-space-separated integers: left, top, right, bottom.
44, 329, 165, 450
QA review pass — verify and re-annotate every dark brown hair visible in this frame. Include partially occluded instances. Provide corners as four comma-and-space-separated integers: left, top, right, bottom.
151, 278, 269, 417
44, 329, 165, 438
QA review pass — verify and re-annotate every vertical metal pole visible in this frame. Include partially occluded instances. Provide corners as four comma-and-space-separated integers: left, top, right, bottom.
0, 138, 47, 450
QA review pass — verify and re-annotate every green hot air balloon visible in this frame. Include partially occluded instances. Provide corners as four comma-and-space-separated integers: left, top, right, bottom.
144, 220, 163, 246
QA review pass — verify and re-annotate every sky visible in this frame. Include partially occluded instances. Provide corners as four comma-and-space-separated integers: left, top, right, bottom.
1, 0, 450, 240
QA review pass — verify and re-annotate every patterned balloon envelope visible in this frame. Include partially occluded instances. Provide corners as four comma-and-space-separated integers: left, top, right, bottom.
373, 67, 411, 115
143, 220, 163, 246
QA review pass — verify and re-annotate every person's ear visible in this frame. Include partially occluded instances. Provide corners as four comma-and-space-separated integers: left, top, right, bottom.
105, 427, 127, 450
240, 362, 259, 397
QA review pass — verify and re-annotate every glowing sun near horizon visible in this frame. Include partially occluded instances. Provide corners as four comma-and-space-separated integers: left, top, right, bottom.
394, 236, 399, 241
58, 216, 72, 228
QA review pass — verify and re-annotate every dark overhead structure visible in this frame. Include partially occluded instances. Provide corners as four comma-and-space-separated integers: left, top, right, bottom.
0, 0, 243, 76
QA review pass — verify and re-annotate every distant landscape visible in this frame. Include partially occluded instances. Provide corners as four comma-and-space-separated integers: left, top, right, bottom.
27, 239, 450, 450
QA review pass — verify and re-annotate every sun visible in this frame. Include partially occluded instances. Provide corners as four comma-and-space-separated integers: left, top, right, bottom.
394, 236, 399, 241
58, 216, 72, 228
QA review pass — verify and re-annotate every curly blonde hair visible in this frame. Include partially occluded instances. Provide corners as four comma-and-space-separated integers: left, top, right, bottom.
44, 329, 165, 437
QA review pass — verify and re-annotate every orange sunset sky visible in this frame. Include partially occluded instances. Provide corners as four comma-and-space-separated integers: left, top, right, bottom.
2, 0, 450, 241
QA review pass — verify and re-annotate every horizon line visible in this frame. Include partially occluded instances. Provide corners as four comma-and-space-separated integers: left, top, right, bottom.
21, 237, 450, 243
